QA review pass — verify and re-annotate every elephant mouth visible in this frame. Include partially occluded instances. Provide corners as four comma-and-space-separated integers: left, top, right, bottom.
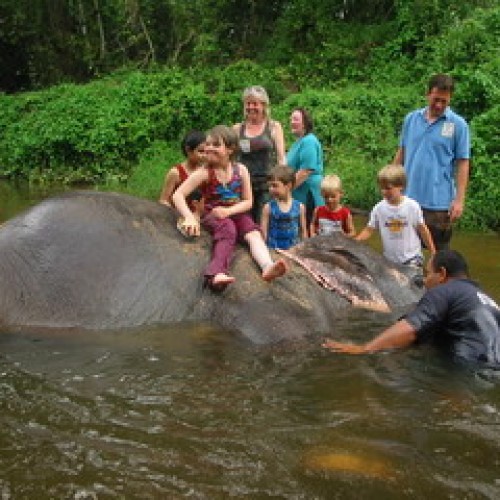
278, 239, 391, 313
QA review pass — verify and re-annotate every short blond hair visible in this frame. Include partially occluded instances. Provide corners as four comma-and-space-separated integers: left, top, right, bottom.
377, 164, 406, 188
321, 174, 343, 194
242, 86, 270, 117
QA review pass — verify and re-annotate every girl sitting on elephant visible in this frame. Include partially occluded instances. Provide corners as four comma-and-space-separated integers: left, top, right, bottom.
173, 125, 288, 291
159, 130, 206, 221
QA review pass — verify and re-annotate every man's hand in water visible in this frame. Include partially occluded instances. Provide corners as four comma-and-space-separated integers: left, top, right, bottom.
322, 339, 366, 355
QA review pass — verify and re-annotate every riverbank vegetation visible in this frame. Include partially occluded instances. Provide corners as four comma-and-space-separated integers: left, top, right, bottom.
0, 0, 498, 230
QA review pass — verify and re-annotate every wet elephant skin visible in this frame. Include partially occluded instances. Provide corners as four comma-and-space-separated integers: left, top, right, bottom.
0, 191, 422, 343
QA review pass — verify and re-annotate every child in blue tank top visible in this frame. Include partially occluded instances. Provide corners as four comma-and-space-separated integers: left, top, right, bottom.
261, 165, 307, 250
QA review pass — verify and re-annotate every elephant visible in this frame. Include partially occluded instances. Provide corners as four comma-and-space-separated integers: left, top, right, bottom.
0, 191, 422, 343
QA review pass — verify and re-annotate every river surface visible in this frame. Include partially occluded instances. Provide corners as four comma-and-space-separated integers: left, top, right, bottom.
1, 182, 499, 499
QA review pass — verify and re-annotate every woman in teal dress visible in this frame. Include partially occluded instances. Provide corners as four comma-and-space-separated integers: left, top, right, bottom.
286, 107, 324, 227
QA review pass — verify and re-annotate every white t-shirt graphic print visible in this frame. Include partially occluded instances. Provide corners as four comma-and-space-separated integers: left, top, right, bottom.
367, 196, 424, 265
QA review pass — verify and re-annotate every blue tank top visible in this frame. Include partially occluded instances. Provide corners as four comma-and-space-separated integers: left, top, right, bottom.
266, 199, 301, 250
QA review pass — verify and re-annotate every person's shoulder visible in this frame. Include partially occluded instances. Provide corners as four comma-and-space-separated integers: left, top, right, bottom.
445, 108, 469, 127
305, 132, 319, 141
234, 161, 249, 175
301, 133, 320, 146
431, 278, 478, 300
165, 163, 182, 179
372, 198, 386, 211
269, 119, 283, 130
405, 107, 425, 120
403, 196, 422, 209
196, 165, 211, 178
262, 199, 273, 211
402, 108, 425, 130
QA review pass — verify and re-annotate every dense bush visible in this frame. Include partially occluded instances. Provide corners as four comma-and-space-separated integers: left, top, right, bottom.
123, 140, 180, 200
0, 3, 498, 230
463, 105, 500, 230
0, 70, 215, 184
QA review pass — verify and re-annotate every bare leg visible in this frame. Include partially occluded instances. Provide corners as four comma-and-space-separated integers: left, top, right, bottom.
244, 230, 288, 281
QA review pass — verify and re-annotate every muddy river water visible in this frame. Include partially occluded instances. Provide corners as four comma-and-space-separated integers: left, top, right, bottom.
1, 183, 499, 498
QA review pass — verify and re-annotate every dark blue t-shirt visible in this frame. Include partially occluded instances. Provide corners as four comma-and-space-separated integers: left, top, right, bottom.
404, 279, 500, 364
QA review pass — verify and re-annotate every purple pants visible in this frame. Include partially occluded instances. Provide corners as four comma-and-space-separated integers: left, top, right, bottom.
202, 212, 260, 278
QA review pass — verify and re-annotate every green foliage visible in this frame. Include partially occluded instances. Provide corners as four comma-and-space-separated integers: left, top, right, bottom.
0, 69, 214, 184
123, 140, 181, 200
461, 105, 500, 230
0, 1, 498, 231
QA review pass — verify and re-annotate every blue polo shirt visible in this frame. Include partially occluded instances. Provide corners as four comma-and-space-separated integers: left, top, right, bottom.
399, 107, 470, 210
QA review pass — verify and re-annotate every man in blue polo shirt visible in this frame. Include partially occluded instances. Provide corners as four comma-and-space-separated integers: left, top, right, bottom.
393, 74, 470, 250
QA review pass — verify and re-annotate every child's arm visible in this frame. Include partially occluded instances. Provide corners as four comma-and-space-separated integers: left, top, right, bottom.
355, 226, 374, 242
417, 222, 436, 254
261, 203, 270, 242
344, 211, 356, 237
159, 167, 181, 207
309, 207, 318, 236
299, 203, 308, 239
172, 168, 207, 236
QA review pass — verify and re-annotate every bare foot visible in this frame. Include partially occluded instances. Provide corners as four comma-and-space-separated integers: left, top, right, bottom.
208, 273, 235, 292
262, 259, 289, 282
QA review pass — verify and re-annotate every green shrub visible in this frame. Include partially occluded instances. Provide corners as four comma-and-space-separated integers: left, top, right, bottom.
462, 105, 500, 230
123, 140, 182, 200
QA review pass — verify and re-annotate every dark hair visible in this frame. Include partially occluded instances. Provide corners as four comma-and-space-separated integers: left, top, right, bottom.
181, 130, 206, 156
267, 165, 295, 186
431, 250, 469, 278
427, 74, 455, 94
293, 107, 314, 134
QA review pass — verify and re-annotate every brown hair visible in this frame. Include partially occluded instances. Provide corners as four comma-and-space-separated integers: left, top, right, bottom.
427, 74, 455, 94
292, 107, 314, 134
267, 165, 295, 186
206, 125, 240, 161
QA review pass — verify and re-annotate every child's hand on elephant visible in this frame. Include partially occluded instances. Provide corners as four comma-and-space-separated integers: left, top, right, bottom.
178, 216, 200, 237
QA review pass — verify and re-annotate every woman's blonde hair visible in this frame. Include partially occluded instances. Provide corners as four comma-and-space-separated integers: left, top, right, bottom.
242, 86, 270, 117
321, 174, 343, 194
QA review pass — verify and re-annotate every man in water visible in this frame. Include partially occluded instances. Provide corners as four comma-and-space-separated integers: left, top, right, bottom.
323, 250, 500, 365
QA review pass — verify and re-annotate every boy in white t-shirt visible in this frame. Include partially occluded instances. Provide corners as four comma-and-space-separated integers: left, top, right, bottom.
356, 164, 435, 268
